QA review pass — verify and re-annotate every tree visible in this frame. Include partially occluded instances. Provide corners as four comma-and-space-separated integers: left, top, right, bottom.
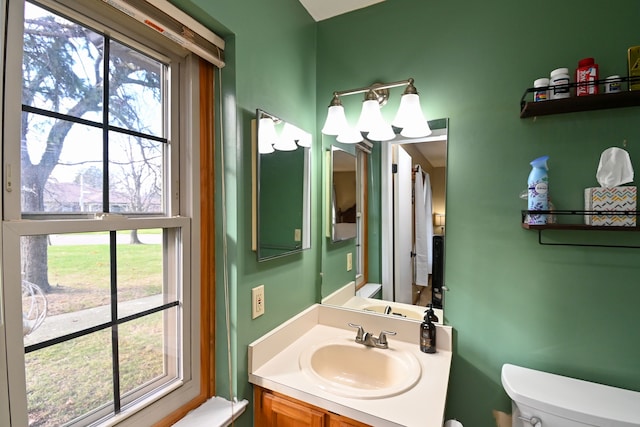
110, 136, 162, 244
21, 5, 161, 291
74, 166, 102, 188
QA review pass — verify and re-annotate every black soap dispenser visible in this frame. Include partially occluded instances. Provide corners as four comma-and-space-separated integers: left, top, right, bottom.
420, 304, 437, 353
426, 303, 439, 323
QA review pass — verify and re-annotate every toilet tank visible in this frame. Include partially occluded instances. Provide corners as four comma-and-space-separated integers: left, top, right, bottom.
501, 364, 640, 427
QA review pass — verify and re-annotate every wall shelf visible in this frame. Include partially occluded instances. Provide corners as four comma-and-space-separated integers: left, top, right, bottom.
519, 76, 640, 118
521, 210, 640, 248
522, 222, 640, 231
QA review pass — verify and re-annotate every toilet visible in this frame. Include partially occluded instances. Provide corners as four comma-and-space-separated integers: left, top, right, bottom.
501, 363, 640, 426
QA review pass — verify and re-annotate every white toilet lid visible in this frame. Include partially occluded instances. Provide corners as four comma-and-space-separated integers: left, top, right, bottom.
501, 364, 640, 425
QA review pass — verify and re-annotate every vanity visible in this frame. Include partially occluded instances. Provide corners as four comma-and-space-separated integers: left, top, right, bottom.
248, 304, 452, 426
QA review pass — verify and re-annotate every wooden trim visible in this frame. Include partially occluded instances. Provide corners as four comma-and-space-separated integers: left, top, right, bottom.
355, 151, 369, 291
199, 57, 216, 398
153, 58, 216, 426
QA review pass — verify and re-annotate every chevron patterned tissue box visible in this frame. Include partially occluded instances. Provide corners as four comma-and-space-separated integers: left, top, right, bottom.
584, 186, 637, 226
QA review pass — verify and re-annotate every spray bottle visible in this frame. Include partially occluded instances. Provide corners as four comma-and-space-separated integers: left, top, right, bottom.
527, 155, 549, 225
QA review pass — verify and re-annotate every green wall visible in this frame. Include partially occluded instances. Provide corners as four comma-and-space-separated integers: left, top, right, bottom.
170, 0, 640, 425
317, 0, 640, 424
171, 1, 318, 425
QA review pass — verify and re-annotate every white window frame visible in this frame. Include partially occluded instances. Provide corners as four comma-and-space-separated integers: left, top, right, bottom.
0, 0, 202, 425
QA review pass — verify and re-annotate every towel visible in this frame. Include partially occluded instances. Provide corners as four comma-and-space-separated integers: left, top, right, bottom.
414, 166, 433, 286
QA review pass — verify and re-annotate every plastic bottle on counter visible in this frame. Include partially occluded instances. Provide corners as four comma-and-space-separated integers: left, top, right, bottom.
575, 57, 599, 96
533, 78, 550, 102
527, 155, 549, 225
550, 68, 571, 99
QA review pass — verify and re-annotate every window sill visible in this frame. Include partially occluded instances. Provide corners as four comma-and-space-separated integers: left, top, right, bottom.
173, 397, 249, 427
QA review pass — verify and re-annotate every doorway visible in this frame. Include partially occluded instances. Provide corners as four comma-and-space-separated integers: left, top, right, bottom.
380, 124, 447, 306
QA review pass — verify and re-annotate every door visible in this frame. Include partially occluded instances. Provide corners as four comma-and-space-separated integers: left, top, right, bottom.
393, 145, 413, 304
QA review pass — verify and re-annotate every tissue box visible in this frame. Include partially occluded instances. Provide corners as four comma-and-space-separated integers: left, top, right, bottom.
584, 186, 637, 226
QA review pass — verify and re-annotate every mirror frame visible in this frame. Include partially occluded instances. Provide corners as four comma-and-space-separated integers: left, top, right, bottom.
328, 146, 358, 243
252, 109, 312, 261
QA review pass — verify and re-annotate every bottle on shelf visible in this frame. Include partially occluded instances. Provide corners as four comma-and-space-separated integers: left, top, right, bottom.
575, 57, 599, 96
527, 155, 549, 225
533, 78, 550, 102
550, 68, 570, 99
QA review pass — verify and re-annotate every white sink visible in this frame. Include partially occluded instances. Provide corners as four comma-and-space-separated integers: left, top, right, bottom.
363, 304, 424, 321
299, 339, 421, 399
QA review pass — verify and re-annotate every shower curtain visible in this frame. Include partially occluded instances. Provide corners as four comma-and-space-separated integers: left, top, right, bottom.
414, 165, 433, 287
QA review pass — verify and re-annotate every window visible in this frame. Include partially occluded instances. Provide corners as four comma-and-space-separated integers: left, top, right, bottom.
1, 1, 202, 425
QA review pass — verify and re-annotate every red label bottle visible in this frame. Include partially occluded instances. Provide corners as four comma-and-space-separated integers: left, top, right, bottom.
576, 57, 599, 96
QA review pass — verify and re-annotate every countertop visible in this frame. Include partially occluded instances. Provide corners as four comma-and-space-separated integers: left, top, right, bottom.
248, 304, 453, 427
341, 295, 444, 322
321, 281, 444, 322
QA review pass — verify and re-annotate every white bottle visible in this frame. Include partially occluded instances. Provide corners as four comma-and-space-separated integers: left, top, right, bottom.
550, 68, 570, 99
533, 78, 550, 102
605, 75, 622, 93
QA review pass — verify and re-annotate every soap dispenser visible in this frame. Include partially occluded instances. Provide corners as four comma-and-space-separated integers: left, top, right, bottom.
420, 305, 436, 353
426, 303, 439, 323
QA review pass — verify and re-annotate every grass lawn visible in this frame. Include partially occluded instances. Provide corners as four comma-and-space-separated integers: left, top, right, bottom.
24, 235, 171, 427
46, 240, 163, 315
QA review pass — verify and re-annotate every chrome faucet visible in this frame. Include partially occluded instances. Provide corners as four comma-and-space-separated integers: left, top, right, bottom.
348, 323, 396, 349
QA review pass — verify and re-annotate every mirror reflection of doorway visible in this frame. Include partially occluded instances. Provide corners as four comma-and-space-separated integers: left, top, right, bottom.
389, 138, 446, 308
393, 145, 414, 304
380, 120, 447, 308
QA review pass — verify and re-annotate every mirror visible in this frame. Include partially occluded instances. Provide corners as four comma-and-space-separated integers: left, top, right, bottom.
329, 146, 357, 242
252, 109, 312, 261
321, 119, 448, 321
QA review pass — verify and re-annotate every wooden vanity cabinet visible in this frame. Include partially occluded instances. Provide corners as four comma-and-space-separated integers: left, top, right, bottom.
327, 415, 371, 427
254, 386, 371, 427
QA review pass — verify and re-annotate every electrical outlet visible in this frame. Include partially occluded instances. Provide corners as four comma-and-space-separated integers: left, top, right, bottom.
294, 228, 301, 242
347, 253, 353, 271
252, 285, 265, 319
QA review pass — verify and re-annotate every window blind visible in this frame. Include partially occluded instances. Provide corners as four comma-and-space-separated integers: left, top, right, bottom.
102, 0, 225, 68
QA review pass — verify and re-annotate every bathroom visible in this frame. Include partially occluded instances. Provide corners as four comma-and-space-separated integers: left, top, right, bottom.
2, 0, 640, 426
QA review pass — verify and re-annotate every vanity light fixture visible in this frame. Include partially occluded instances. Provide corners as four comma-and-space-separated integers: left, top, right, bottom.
321, 78, 432, 142
336, 124, 364, 144
258, 110, 312, 153
297, 131, 312, 148
274, 122, 300, 151
258, 117, 277, 154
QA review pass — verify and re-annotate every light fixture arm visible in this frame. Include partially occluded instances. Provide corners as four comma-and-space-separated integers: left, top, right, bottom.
258, 110, 282, 124
333, 78, 415, 98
